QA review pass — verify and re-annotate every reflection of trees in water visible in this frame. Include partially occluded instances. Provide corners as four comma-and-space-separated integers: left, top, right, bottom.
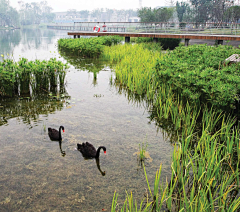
21, 28, 56, 51
59, 51, 112, 86
0, 87, 70, 127
0, 28, 57, 61
0, 30, 21, 60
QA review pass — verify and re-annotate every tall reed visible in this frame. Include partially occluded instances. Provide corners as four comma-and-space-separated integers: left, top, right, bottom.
0, 57, 69, 97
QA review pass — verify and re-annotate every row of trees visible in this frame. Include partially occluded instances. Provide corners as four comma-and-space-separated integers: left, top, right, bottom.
0, 0, 55, 27
0, 0, 19, 27
137, 0, 240, 25
66, 8, 137, 22
176, 0, 240, 24
137, 7, 174, 22
18, 1, 55, 25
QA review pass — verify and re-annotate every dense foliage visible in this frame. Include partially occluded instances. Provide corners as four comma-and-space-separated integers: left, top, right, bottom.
0, 57, 69, 97
58, 36, 123, 58
137, 7, 174, 22
0, 0, 19, 27
19, 1, 55, 25
176, 0, 240, 24
155, 44, 240, 109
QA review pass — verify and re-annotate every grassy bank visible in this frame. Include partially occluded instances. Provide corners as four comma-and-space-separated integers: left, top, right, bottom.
101, 43, 240, 211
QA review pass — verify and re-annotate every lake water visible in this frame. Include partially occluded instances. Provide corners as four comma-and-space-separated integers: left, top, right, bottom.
0, 28, 174, 211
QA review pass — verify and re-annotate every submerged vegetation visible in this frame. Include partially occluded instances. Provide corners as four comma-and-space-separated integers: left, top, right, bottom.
0, 57, 69, 97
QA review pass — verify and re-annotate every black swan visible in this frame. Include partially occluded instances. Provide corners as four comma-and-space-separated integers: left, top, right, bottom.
48, 126, 65, 141
77, 142, 106, 158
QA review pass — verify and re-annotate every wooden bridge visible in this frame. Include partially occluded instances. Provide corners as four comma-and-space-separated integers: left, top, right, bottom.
47, 22, 240, 46
67, 31, 240, 46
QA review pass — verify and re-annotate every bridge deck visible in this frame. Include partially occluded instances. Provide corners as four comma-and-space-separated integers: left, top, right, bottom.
67, 31, 240, 41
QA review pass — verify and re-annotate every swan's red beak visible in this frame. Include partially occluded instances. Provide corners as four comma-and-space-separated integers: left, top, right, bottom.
63, 130, 65, 132
104, 151, 106, 154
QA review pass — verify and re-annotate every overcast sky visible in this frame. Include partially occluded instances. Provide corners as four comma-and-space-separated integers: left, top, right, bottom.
9, 0, 170, 12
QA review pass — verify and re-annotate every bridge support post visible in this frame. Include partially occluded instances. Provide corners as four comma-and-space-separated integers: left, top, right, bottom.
217, 40, 223, 45
125, 37, 130, 43
153, 38, 158, 43
185, 38, 190, 46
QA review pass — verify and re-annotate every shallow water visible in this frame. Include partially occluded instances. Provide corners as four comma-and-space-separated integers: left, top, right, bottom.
0, 28, 174, 211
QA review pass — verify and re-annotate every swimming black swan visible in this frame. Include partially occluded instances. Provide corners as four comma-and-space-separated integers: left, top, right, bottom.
77, 142, 106, 158
48, 126, 65, 141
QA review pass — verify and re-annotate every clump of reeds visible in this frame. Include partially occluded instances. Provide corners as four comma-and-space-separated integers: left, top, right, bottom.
0, 57, 69, 98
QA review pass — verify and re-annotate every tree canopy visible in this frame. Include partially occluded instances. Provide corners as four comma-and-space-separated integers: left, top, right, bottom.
138, 7, 174, 22
0, 0, 19, 27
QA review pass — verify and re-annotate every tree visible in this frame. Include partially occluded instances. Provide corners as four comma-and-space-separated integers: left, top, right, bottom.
224, 5, 240, 22
189, 0, 232, 24
19, 1, 54, 25
0, 0, 20, 27
154, 7, 174, 22
176, 1, 188, 22
78, 10, 89, 21
138, 7, 174, 22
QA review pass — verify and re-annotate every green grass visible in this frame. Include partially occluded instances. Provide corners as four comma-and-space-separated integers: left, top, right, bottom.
139, 142, 148, 161
103, 43, 240, 211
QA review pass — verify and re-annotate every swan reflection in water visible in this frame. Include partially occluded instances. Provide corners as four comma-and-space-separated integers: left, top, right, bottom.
48, 126, 66, 157
77, 142, 106, 176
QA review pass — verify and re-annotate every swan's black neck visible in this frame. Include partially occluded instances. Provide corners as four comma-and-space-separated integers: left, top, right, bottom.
96, 146, 105, 158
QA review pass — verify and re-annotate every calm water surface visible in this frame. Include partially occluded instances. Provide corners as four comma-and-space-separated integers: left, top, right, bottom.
0, 28, 174, 211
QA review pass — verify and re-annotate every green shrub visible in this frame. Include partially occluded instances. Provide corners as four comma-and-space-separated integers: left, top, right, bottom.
155, 44, 240, 108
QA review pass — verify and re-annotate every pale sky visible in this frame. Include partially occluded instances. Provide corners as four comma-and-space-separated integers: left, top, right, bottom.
9, 0, 170, 12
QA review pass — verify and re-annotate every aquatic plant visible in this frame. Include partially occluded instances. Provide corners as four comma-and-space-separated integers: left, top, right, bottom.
0, 58, 69, 98
155, 44, 240, 109
58, 36, 123, 58
139, 142, 148, 161
112, 119, 240, 211
105, 43, 240, 211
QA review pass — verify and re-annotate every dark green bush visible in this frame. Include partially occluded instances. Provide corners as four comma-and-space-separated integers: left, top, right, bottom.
155, 44, 240, 108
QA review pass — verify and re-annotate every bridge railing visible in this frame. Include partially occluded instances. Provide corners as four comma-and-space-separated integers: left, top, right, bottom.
47, 22, 240, 35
